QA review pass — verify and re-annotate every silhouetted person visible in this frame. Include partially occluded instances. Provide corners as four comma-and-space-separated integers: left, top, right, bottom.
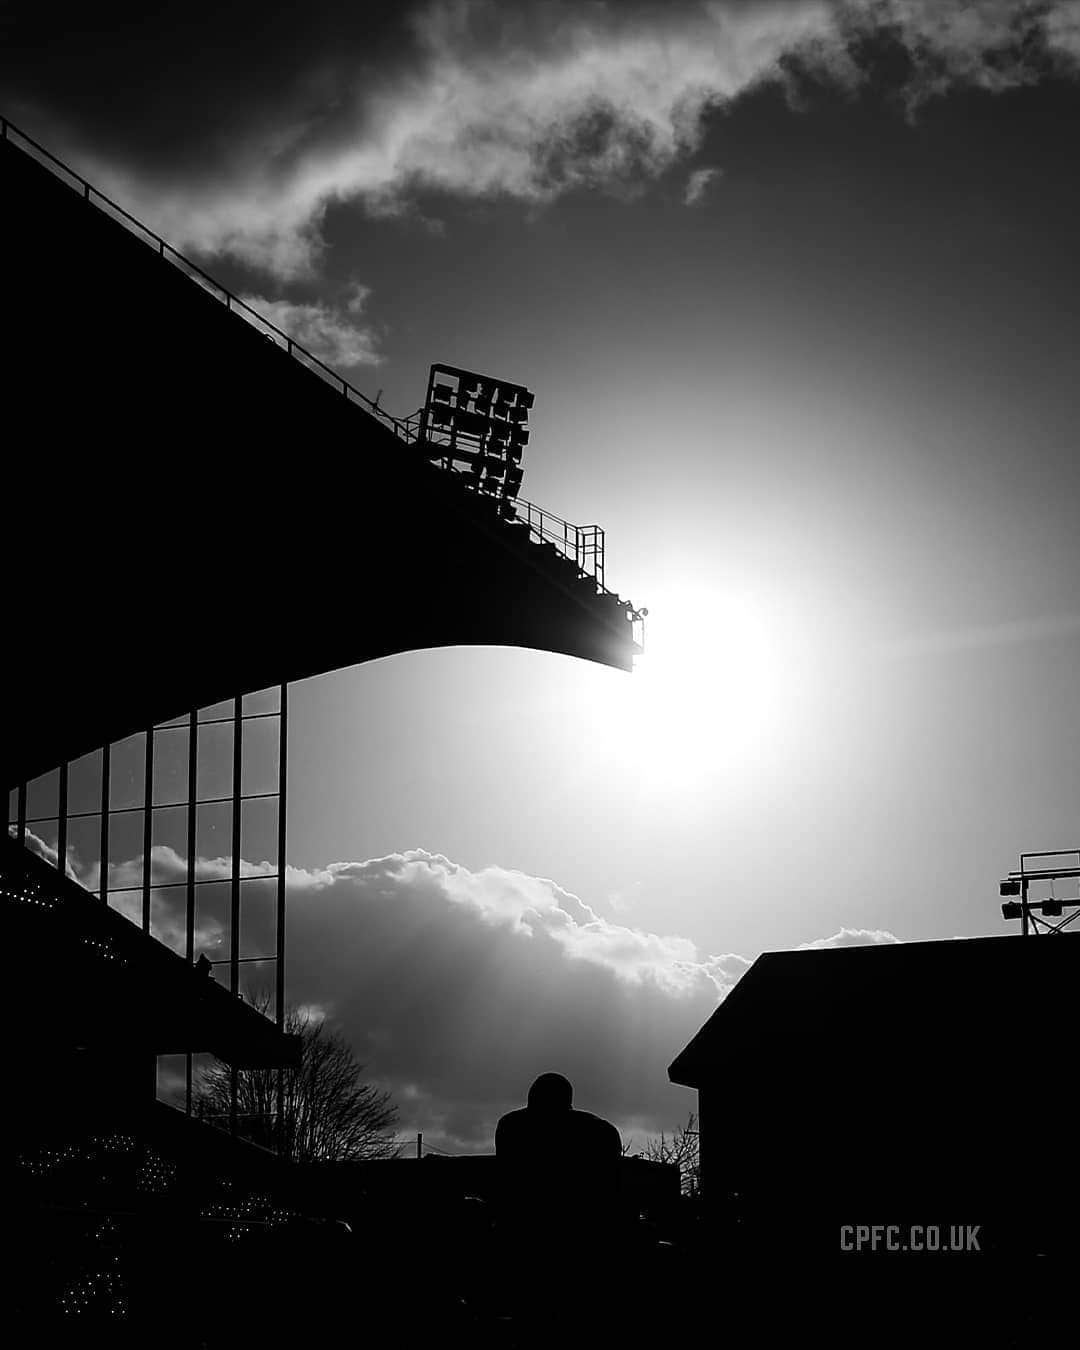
495, 1074, 622, 1334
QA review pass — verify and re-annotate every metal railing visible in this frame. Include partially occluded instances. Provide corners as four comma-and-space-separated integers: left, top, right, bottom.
1, 113, 619, 601
0, 114, 413, 445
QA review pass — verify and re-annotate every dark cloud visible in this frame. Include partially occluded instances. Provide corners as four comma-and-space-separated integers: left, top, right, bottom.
6, 3, 1078, 279
1, 1, 416, 172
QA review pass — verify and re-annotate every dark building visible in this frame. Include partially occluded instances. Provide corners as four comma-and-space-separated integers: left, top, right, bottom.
669, 935, 1079, 1257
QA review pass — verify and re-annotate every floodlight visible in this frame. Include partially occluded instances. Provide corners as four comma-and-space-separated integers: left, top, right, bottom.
999, 879, 1021, 897
456, 409, 487, 437
430, 408, 452, 428
1001, 901, 1022, 920
1042, 899, 1063, 917
508, 405, 528, 424
510, 427, 529, 447
518, 390, 535, 409
432, 383, 453, 403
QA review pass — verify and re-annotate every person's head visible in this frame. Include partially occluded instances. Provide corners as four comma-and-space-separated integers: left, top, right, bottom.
527, 1072, 573, 1112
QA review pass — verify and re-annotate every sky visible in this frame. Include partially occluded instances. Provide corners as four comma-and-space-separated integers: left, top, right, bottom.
7, 0, 1080, 1150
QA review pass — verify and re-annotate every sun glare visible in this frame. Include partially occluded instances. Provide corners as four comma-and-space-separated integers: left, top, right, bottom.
596, 586, 810, 795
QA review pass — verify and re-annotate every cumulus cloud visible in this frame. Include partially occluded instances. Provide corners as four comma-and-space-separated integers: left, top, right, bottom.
237, 284, 383, 367
797, 925, 901, 948
44, 833, 756, 1147
683, 165, 721, 205
12, 1, 1078, 279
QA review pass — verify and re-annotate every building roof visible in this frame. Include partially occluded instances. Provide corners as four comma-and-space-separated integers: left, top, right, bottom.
2, 834, 297, 1068
668, 934, 1079, 1088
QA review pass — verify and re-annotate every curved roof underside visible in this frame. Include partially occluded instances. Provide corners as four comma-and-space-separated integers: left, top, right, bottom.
2, 132, 639, 786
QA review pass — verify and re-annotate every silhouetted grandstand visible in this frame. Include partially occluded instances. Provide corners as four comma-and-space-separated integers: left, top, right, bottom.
1, 112, 644, 1335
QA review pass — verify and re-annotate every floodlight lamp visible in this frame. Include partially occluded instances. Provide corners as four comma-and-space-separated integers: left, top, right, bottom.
1001, 901, 1022, 920
1042, 899, 1063, 917
510, 427, 529, 446
999, 880, 1021, 897
518, 389, 535, 409
508, 405, 528, 423
432, 383, 453, 403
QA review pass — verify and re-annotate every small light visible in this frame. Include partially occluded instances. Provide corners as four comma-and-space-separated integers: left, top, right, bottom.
999, 879, 1021, 897
1041, 898, 1063, 917
1001, 901, 1022, 920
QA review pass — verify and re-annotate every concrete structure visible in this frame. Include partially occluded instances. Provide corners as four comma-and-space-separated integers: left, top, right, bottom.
2, 120, 641, 786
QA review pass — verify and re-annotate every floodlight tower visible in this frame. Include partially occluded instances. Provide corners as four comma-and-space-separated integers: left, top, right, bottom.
999, 850, 1080, 934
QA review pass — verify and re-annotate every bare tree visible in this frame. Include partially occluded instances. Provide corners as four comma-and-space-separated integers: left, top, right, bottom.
195, 998, 400, 1162
636, 1113, 700, 1197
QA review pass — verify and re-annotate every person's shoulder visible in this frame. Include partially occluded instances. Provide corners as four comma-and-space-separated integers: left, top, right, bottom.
571, 1109, 622, 1151
495, 1107, 531, 1147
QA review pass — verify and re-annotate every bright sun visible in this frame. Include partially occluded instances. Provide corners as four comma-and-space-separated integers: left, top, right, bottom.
592, 585, 810, 796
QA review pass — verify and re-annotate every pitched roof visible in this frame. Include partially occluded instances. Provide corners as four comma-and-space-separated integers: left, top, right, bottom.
668, 934, 1079, 1087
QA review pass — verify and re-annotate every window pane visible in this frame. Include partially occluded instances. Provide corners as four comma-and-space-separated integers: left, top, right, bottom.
240, 877, 277, 960
242, 687, 281, 717
150, 804, 188, 880
153, 726, 189, 806
156, 1055, 188, 1110
241, 797, 278, 868
27, 769, 58, 820
241, 716, 279, 797
197, 801, 233, 867
197, 721, 233, 802
109, 733, 146, 812
107, 811, 144, 882
67, 814, 102, 891
69, 749, 104, 815
194, 880, 231, 964
199, 700, 234, 723
149, 884, 188, 954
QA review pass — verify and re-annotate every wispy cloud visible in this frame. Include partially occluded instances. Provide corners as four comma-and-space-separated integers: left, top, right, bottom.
683, 165, 721, 205
15, 2, 1080, 279
237, 284, 383, 367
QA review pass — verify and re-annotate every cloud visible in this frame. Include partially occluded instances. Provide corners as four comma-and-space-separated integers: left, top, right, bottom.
683, 165, 721, 205
6, 3, 1080, 278
236, 284, 383, 367
46, 834, 756, 1147
797, 926, 901, 948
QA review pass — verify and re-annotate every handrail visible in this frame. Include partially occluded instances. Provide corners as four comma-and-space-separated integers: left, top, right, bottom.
0, 113, 413, 444
1, 112, 622, 605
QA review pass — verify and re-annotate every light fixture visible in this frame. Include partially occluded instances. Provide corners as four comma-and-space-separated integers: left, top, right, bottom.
999, 879, 1021, 897
1001, 901, 1022, 920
